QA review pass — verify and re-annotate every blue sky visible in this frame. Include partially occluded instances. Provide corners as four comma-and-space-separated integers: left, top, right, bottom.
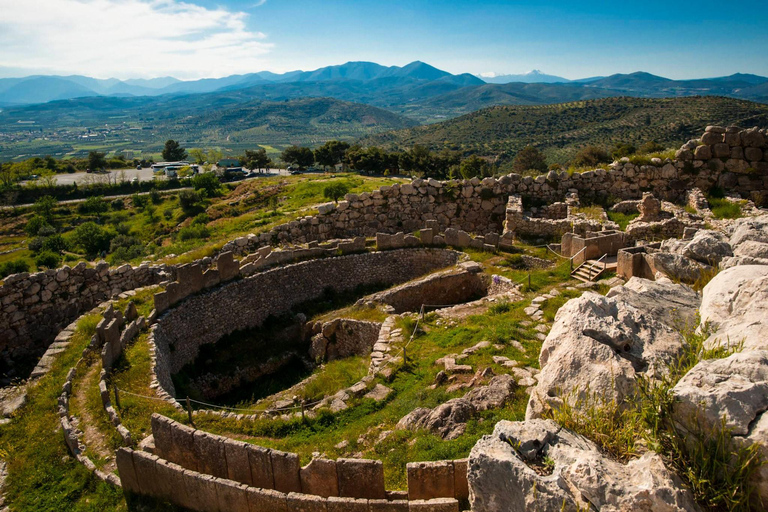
0, 0, 767, 79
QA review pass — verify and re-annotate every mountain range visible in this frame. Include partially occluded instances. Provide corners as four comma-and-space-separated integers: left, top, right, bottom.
1, 61, 767, 109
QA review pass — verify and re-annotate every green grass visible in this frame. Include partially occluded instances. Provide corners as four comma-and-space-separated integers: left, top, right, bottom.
191, 302, 546, 489
0, 314, 129, 512
606, 211, 640, 230
298, 356, 369, 401
708, 197, 744, 220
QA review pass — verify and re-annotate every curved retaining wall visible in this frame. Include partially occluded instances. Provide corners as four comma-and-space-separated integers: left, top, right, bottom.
152, 249, 462, 397
0, 261, 171, 372
115, 414, 467, 511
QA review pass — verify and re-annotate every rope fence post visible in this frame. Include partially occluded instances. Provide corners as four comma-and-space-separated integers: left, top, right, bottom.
186, 397, 195, 427
113, 384, 121, 410
528, 273, 531, 291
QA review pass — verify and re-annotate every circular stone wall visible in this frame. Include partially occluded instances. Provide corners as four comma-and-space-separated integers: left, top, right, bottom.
152, 248, 462, 397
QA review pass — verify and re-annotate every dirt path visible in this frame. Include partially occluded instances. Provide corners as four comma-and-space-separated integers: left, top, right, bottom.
71, 364, 116, 473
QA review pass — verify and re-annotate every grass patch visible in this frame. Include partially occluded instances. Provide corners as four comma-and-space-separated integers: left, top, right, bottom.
606, 211, 639, 230
547, 320, 761, 511
0, 313, 129, 512
708, 197, 743, 220
299, 356, 368, 402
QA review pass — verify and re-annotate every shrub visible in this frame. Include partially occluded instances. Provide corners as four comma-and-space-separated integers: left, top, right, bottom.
191, 172, 220, 197
323, 182, 350, 203
639, 141, 665, 154
132, 194, 148, 208
572, 146, 611, 167
502, 254, 526, 269
178, 190, 202, 212
111, 199, 124, 210
77, 196, 108, 214
71, 222, 113, 257
108, 245, 145, 264
192, 213, 209, 225
149, 189, 162, 204
28, 237, 45, 253
34, 250, 61, 269
42, 234, 68, 254
177, 224, 210, 241
0, 259, 30, 278
25, 215, 51, 237
109, 234, 141, 253
611, 142, 636, 159
513, 146, 547, 174
709, 197, 742, 220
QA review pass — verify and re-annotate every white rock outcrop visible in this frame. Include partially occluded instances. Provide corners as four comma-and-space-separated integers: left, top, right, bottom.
468, 419, 700, 512
527, 289, 686, 420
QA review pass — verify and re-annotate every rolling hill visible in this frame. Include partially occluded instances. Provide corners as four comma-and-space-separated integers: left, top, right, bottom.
0, 96, 418, 159
360, 96, 768, 164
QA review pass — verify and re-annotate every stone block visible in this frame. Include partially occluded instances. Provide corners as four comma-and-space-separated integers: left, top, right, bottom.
131, 450, 162, 498
408, 498, 459, 512
337, 458, 386, 499
452, 459, 469, 501
224, 438, 253, 486
154, 290, 170, 313
170, 420, 198, 471
116, 448, 139, 494
203, 268, 220, 289
369, 499, 410, 512
300, 458, 339, 497
246, 487, 288, 512
376, 233, 391, 251
247, 444, 275, 489
104, 318, 120, 347
407, 461, 454, 500
457, 231, 472, 247
182, 471, 220, 512
150, 414, 173, 460
712, 143, 731, 159
327, 496, 368, 512
271, 449, 302, 493
420, 228, 434, 245
154, 459, 189, 507
215, 478, 250, 512
444, 228, 459, 246
178, 263, 205, 295
286, 492, 327, 512
218, 251, 240, 282
193, 430, 228, 478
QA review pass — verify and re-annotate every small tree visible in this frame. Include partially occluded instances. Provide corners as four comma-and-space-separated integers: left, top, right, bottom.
572, 146, 612, 168
611, 142, 636, 160
191, 172, 220, 197
459, 155, 491, 179
281, 146, 314, 170
34, 195, 57, 224
323, 182, 350, 203
241, 148, 272, 172
162, 140, 187, 161
314, 140, 350, 171
88, 151, 107, 172
71, 222, 113, 257
513, 146, 547, 174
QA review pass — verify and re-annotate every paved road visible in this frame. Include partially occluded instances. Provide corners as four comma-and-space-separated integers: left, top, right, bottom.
23, 167, 293, 187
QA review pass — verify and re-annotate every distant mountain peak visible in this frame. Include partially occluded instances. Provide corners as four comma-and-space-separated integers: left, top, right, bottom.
478, 70, 570, 84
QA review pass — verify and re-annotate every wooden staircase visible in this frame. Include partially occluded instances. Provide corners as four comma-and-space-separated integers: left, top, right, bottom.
571, 255, 617, 283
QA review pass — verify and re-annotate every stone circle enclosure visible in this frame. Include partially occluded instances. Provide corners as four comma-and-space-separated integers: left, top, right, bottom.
152, 248, 462, 399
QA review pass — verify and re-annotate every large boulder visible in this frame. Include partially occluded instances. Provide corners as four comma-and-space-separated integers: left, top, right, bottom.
683, 230, 733, 265
649, 252, 709, 284
729, 215, 768, 248
527, 292, 685, 420
468, 419, 700, 512
720, 255, 768, 269
463, 374, 517, 412
606, 277, 700, 329
672, 350, 768, 502
699, 265, 768, 351
734, 240, 768, 260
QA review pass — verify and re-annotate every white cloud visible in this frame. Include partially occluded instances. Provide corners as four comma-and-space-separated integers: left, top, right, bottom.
0, 0, 274, 79
479, 72, 498, 78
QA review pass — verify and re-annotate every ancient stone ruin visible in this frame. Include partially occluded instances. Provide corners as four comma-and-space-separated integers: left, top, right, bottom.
2, 125, 768, 511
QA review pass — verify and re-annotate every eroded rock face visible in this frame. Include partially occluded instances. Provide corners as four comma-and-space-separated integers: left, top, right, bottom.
673, 350, 768, 502
734, 241, 768, 260
683, 230, 733, 265
729, 215, 768, 248
468, 419, 700, 512
606, 277, 700, 329
699, 265, 768, 351
527, 292, 685, 420
649, 252, 709, 284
